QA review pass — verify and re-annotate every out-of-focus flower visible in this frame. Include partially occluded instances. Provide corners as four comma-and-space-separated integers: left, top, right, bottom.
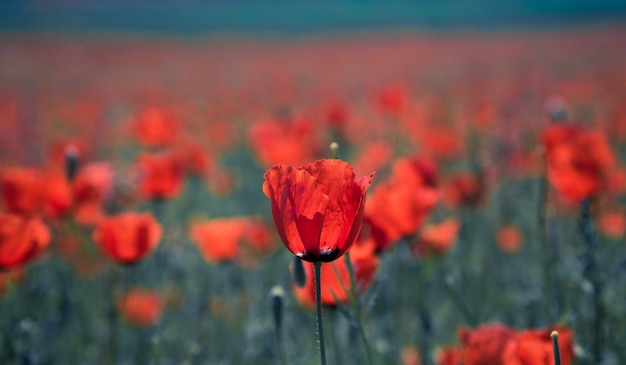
365, 156, 439, 252
376, 84, 408, 116
502, 325, 574, 365
117, 288, 164, 327
42, 171, 73, 219
0, 167, 41, 215
436, 346, 462, 365
497, 224, 524, 253
135, 151, 184, 201
292, 241, 378, 309
597, 209, 626, 239
190, 217, 275, 266
412, 217, 460, 257
401, 345, 422, 365
92, 212, 161, 265
248, 117, 321, 167
542, 124, 615, 204
132, 106, 179, 148
458, 323, 516, 365
0, 213, 51, 269
263, 159, 373, 263
0, 267, 26, 298
443, 172, 484, 208
73, 163, 114, 225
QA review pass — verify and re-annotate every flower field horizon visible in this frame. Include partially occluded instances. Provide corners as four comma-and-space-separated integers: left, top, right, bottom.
1, 25, 626, 364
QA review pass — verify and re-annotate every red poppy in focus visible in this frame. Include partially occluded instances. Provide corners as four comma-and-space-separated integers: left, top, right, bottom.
292, 241, 379, 309
497, 224, 524, 253
92, 212, 162, 264
0, 213, 51, 269
502, 325, 574, 365
0, 167, 41, 215
458, 323, 517, 365
117, 288, 164, 327
132, 106, 179, 148
436, 346, 462, 365
542, 124, 615, 204
412, 217, 460, 257
365, 156, 439, 252
136, 151, 184, 201
263, 159, 374, 263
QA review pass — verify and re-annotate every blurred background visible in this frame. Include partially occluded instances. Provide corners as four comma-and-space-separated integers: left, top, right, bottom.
1, 2, 626, 365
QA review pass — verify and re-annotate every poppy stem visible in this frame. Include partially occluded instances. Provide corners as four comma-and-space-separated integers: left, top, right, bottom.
313, 261, 327, 365
579, 199, 604, 364
551, 331, 561, 365
443, 275, 478, 327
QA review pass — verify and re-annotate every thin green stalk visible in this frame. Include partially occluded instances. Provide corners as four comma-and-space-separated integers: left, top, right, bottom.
313, 262, 327, 365
344, 252, 375, 365
537, 155, 555, 322
443, 276, 478, 327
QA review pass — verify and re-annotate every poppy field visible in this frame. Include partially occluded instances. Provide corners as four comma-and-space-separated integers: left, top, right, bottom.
1, 25, 626, 364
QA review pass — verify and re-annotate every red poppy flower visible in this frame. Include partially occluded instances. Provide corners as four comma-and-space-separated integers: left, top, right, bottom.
263, 159, 374, 262
458, 323, 517, 365
190, 217, 275, 266
436, 346, 462, 365
292, 241, 379, 308
42, 171, 73, 219
443, 172, 484, 208
92, 212, 162, 264
542, 124, 615, 204
497, 224, 524, 253
248, 118, 319, 167
0, 213, 51, 269
0, 167, 41, 215
117, 288, 164, 327
136, 151, 184, 201
365, 157, 439, 252
401, 345, 422, 365
132, 106, 179, 148
73, 163, 114, 224
412, 217, 460, 257
502, 325, 574, 365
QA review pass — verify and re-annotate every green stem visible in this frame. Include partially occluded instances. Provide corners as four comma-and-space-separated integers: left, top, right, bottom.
313, 262, 327, 365
443, 276, 478, 327
551, 331, 562, 365
344, 252, 375, 365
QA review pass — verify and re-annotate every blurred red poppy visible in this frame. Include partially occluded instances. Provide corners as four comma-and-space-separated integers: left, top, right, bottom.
248, 118, 319, 167
263, 159, 373, 262
458, 323, 516, 365
42, 171, 73, 219
443, 172, 484, 208
73, 163, 114, 225
117, 288, 164, 327
92, 212, 162, 264
497, 225, 523, 253
401, 345, 422, 365
542, 124, 615, 204
436, 346, 462, 365
412, 217, 460, 257
292, 241, 378, 308
132, 106, 179, 148
1, 167, 41, 215
502, 325, 574, 365
190, 217, 275, 266
0, 213, 51, 269
365, 157, 439, 252
136, 151, 184, 201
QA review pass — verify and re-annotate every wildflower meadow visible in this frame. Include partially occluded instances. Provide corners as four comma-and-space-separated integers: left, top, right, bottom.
1, 20, 626, 365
